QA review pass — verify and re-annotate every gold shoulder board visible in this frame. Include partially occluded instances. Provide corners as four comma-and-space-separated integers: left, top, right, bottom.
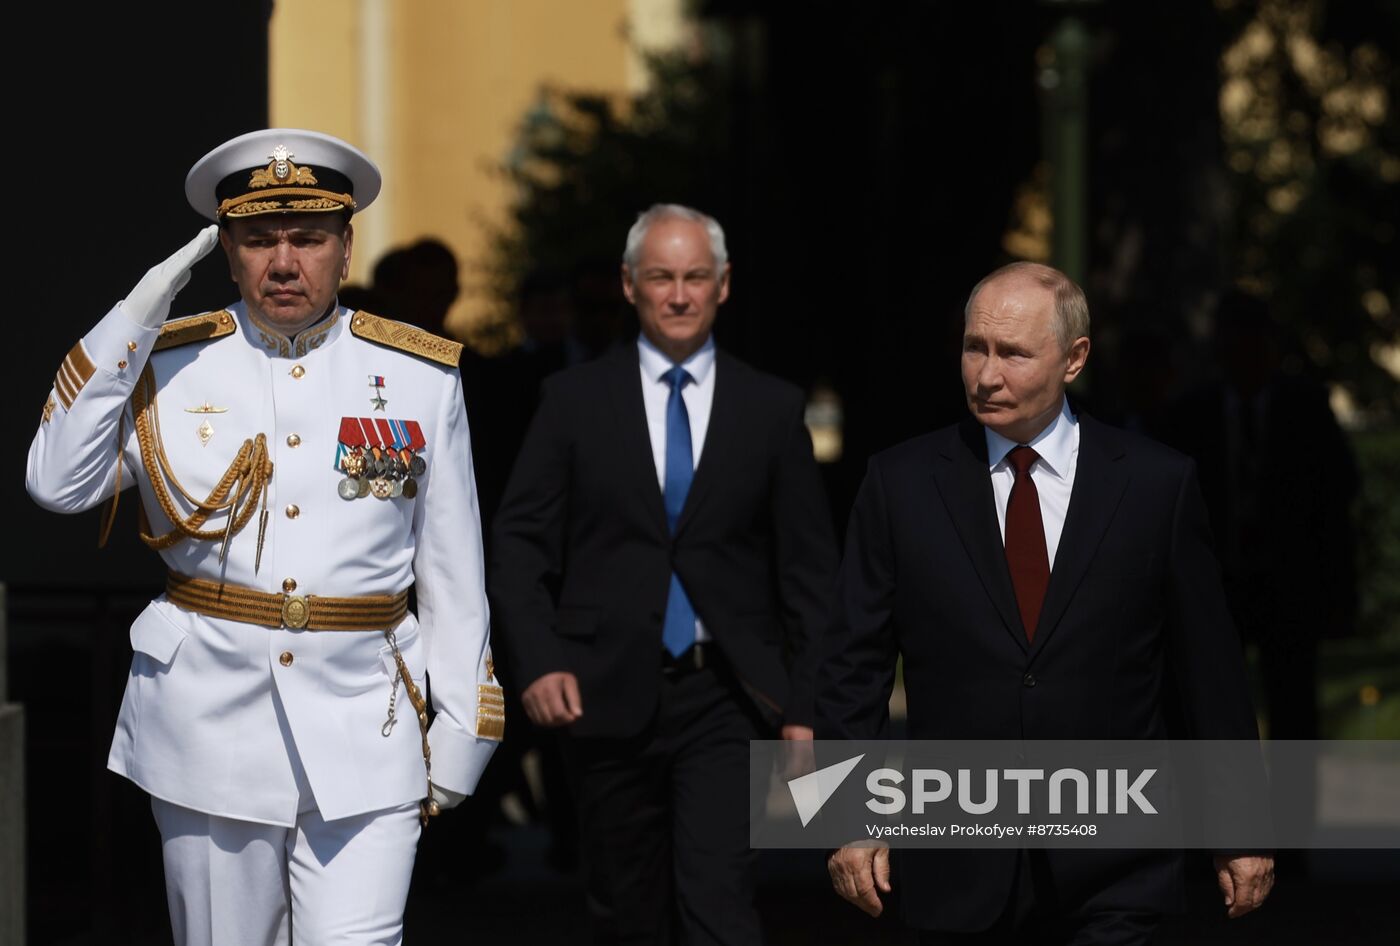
155, 310, 237, 351
349, 311, 463, 368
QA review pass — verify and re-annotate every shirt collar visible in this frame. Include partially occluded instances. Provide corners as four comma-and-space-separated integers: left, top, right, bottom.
236, 299, 345, 359
985, 396, 1078, 477
637, 333, 715, 385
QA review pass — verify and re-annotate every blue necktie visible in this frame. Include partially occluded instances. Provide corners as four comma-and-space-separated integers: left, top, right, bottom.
661, 366, 697, 657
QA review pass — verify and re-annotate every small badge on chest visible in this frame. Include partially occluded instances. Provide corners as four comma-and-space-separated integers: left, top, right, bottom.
185, 400, 228, 447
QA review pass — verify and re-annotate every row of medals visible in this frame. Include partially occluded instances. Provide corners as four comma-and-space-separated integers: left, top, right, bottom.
338, 446, 426, 501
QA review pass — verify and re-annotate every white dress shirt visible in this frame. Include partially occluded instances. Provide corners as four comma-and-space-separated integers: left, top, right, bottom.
637, 333, 715, 641
985, 397, 1080, 569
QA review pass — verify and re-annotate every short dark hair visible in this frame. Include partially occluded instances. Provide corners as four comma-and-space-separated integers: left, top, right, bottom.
965, 261, 1089, 350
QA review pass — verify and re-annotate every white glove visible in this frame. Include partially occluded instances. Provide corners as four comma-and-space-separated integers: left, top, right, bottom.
120, 225, 221, 329
430, 782, 467, 811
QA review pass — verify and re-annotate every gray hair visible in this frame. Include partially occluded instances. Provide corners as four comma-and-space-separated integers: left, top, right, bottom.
622, 204, 729, 274
964, 261, 1090, 351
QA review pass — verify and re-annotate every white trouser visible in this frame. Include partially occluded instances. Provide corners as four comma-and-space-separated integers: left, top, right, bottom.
151, 796, 421, 946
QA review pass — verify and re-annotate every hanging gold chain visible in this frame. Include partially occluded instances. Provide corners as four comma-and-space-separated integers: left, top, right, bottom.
383, 628, 438, 826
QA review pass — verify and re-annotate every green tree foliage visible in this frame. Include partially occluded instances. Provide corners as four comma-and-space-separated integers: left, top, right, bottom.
474, 52, 733, 354
1354, 429, 1400, 640
1218, 0, 1399, 419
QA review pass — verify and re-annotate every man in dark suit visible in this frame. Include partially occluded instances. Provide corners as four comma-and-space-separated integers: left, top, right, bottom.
1154, 290, 1357, 865
491, 204, 837, 944
1159, 290, 1358, 738
820, 262, 1273, 944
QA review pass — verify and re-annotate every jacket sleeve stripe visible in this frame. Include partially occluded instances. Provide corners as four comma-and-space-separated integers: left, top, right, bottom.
54, 342, 96, 409
55, 361, 79, 408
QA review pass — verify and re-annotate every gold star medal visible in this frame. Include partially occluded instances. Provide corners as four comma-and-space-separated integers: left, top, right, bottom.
369, 374, 388, 411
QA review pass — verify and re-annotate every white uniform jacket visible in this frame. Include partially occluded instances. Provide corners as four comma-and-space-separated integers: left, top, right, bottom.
27, 301, 498, 825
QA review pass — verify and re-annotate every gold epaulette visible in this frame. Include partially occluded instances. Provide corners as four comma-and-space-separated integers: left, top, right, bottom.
155, 310, 237, 352
349, 311, 463, 368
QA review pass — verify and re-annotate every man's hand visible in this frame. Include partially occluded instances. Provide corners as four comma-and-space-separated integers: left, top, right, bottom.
779, 724, 815, 780
521, 671, 583, 727
1214, 853, 1274, 918
121, 225, 220, 329
827, 843, 891, 917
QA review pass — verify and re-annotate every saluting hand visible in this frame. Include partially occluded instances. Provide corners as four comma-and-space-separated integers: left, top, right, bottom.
521, 671, 583, 727
121, 225, 221, 329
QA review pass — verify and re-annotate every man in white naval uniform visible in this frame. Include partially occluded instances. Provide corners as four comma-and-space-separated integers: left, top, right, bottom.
26, 128, 502, 945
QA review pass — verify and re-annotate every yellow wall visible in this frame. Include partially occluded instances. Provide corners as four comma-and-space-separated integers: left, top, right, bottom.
271, 0, 663, 339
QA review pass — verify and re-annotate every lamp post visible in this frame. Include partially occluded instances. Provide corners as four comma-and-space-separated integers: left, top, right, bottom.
1039, 2, 1095, 285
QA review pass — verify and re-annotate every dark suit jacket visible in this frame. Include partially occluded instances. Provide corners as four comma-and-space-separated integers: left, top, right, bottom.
816, 413, 1260, 931
1156, 377, 1358, 645
491, 342, 837, 738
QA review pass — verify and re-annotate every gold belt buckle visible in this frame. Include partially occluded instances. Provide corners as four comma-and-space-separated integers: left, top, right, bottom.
282, 594, 310, 629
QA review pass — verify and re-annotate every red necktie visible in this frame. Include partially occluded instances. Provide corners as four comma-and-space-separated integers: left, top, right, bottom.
1005, 445, 1050, 641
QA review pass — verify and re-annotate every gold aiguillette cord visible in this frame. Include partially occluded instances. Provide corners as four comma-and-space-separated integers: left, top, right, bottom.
130, 364, 274, 558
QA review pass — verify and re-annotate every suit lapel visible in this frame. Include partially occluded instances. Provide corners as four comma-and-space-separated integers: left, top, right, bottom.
673, 349, 733, 537
607, 345, 669, 538
933, 419, 1028, 652
1028, 414, 1129, 658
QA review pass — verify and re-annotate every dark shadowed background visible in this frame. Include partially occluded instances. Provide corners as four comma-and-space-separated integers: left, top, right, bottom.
4, 1, 1397, 943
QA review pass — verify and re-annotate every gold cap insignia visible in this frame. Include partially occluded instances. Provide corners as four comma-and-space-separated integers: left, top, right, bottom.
249, 146, 319, 190
271, 145, 293, 180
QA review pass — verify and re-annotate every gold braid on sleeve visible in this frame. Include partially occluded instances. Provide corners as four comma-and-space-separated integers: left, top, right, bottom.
130, 364, 274, 558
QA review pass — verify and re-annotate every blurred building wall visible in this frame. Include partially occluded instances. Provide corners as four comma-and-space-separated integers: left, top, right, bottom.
270, 0, 683, 339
